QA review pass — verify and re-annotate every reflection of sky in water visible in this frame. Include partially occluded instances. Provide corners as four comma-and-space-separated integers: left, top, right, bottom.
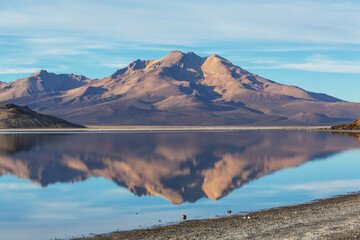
0, 133, 360, 239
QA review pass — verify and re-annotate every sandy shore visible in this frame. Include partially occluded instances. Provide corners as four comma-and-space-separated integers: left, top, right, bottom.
71, 192, 360, 240
0, 125, 330, 132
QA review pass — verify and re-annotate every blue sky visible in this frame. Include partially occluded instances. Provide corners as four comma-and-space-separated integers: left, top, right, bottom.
1, 0, 360, 101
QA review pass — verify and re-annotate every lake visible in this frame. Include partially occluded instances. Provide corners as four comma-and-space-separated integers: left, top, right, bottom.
0, 130, 360, 240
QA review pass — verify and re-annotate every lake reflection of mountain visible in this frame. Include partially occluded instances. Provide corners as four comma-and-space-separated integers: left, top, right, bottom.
0, 131, 359, 204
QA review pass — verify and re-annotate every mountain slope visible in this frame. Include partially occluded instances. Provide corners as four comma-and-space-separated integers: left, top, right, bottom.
332, 117, 360, 130
0, 103, 84, 128
0, 51, 359, 125
0, 70, 91, 101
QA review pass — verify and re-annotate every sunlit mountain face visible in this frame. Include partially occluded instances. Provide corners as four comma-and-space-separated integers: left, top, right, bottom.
0, 131, 359, 204
1, 51, 360, 126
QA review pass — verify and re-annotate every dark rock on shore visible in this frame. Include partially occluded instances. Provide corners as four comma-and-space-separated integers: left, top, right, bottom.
0, 103, 84, 128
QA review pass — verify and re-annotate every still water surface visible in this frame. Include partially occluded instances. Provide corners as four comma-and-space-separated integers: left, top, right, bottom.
0, 130, 360, 240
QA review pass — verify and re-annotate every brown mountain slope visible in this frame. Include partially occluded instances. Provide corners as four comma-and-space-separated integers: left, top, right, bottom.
0, 132, 358, 204
1, 51, 359, 125
331, 117, 360, 130
0, 103, 83, 128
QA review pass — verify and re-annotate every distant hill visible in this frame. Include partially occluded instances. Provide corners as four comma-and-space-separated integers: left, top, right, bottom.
0, 103, 84, 128
1, 51, 360, 126
332, 117, 360, 130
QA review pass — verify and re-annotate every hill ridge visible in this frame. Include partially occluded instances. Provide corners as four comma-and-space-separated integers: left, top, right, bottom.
0, 103, 84, 128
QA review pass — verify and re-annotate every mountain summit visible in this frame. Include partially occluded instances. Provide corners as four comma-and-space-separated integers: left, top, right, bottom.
1, 51, 360, 125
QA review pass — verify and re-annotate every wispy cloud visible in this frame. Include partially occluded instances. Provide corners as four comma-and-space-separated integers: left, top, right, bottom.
1, 0, 360, 45
282, 55, 360, 73
102, 63, 128, 69
37, 49, 86, 56
0, 68, 40, 74
244, 55, 360, 73
256, 46, 338, 52
28, 37, 79, 44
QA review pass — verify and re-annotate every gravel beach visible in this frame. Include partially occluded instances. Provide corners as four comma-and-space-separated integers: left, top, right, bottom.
71, 193, 360, 240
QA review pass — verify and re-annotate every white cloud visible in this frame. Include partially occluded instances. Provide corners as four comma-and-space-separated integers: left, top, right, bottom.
28, 37, 78, 44
102, 63, 128, 69
243, 55, 360, 73
282, 55, 360, 73
28, 37, 119, 50
256, 46, 338, 52
1, 0, 360, 45
0, 68, 40, 74
36, 48, 85, 56
283, 62, 360, 73
0, 58, 37, 65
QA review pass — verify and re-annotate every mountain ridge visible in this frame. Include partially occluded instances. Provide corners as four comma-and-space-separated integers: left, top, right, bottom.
0, 51, 358, 126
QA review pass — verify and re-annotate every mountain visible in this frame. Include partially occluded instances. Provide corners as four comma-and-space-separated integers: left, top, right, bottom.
1, 51, 360, 125
0, 103, 84, 128
0, 70, 91, 101
0, 131, 359, 204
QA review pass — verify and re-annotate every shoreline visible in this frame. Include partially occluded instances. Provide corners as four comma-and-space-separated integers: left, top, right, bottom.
0, 125, 331, 133
71, 192, 360, 240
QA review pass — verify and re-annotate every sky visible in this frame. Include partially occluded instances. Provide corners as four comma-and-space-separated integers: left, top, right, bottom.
0, 0, 360, 101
